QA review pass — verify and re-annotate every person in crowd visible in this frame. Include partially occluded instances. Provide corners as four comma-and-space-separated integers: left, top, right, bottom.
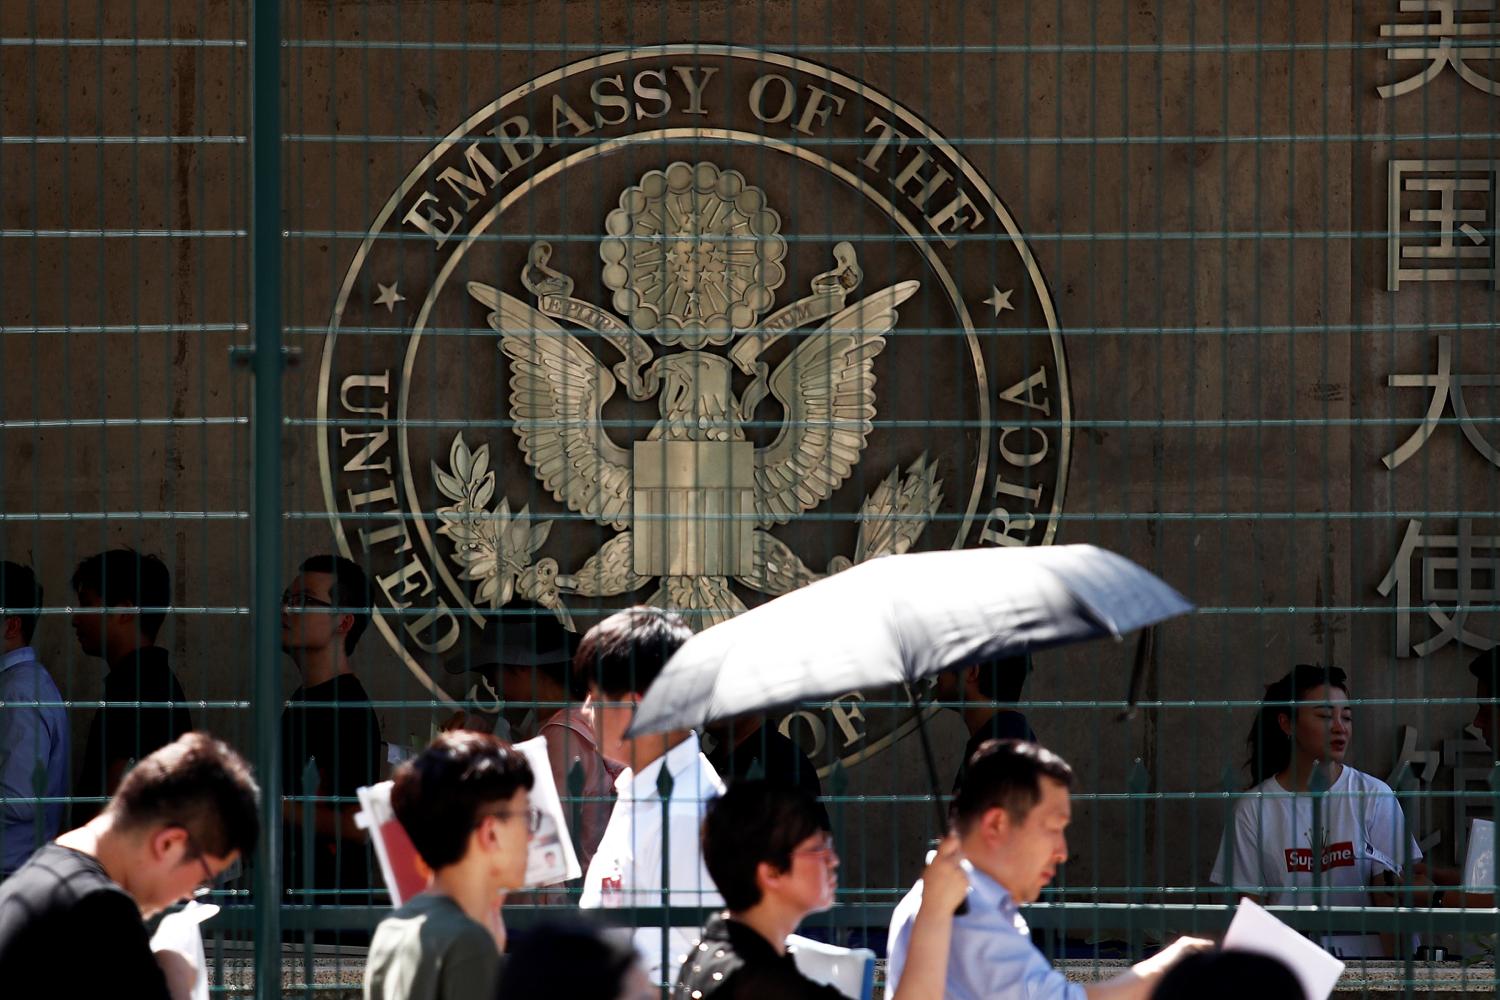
887, 739, 1211, 1000
577, 606, 724, 987
1210, 664, 1420, 958
1150, 951, 1305, 1000
280, 554, 384, 909
0, 733, 257, 996
934, 654, 1036, 792
497, 922, 655, 1000
446, 603, 620, 874
677, 780, 966, 999
71, 548, 193, 821
364, 731, 535, 1000
1408, 647, 1498, 910
704, 715, 822, 804
0, 560, 69, 877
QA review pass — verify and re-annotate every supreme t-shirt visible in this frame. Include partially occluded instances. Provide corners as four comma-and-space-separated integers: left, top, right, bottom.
1210, 766, 1421, 957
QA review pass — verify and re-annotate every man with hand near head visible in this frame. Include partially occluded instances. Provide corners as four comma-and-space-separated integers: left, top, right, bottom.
886, 740, 1210, 1000
0, 732, 258, 997
0, 560, 69, 876
71, 549, 193, 821
577, 606, 724, 987
364, 731, 535, 1000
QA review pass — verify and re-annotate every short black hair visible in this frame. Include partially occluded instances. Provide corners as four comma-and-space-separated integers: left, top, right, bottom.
0, 561, 43, 644
299, 554, 373, 654
1153, 951, 1305, 1000
574, 606, 691, 699
973, 655, 1030, 703
495, 921, 638, 1000
702, 780, 831, 911
72, 549, 171, 641
109, 732, 261, 860
951, 739, 1074, 832
391, 730, 534, 871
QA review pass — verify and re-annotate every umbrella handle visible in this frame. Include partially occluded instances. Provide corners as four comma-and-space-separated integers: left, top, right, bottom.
1117, 628, 1154, 722
908, 686, 969, 917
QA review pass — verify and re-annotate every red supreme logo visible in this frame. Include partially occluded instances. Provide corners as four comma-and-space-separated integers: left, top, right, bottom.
1285, 841, 1356, 873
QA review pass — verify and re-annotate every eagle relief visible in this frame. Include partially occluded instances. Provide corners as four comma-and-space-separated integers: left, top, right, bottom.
319, 46, 1071, 769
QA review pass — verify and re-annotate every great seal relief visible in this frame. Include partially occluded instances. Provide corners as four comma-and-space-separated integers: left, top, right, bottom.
318, 45, 1071, 770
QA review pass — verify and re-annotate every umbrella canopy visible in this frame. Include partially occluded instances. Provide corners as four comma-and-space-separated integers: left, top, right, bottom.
628, 544, 1193, 737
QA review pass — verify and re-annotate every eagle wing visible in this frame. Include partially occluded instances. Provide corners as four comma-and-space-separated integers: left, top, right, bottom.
468, 281, 633, 530
754, 280, 920, 525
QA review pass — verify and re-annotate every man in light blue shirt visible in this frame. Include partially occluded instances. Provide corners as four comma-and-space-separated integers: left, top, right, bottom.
886, 739, 1209, 1000
0, 561, 69, 876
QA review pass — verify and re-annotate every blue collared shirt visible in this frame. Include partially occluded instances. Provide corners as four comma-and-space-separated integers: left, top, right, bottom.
0, 646, 69, 875
885, 861, 1085, 1000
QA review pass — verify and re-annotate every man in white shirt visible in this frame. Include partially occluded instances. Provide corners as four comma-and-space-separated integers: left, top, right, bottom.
576, 607, 724, 986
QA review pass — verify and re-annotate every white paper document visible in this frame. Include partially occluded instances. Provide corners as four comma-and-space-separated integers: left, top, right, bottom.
1463, 818, 1495, 889
150, 899, 219, 1000
514, 734, 584, 888
1223, 897, 1345, 1000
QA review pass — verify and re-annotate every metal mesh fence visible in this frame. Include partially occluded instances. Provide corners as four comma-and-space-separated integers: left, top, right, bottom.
2, 1, 1500, 996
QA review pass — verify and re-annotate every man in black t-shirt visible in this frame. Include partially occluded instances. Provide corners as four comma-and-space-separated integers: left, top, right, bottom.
280, 555, 384, 907
70, 549, 194, 823
0, 733, 258, 997
934, 655, 1037, 793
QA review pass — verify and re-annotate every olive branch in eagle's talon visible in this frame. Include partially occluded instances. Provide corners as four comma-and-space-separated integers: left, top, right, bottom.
432, 433, 562, 611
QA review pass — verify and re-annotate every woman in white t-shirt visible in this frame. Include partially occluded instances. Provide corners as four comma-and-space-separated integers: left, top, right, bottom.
1210, 664, 1420, 958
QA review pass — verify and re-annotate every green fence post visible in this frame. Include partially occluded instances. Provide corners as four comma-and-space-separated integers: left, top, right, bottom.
249, 0, 285, 992
1126, 760, 1149, 959
657, 764, 676, 999
300, 757, 319, 997
1309, 763, 1330, 947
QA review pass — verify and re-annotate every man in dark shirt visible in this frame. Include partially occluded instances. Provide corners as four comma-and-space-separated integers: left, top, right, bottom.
934, 655, 1036, 793
70, 549, 193, 822
280, 554, 384, 907
0, 732, 258, 997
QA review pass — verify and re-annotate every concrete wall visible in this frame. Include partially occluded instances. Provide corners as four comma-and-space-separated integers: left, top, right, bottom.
1, 0, 1496, 918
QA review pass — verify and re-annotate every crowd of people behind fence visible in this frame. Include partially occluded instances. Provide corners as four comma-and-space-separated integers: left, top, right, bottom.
0, 549, 1495, 998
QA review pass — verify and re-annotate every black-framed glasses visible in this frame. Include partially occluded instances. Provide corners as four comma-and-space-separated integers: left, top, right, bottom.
281, 591, 335, 612
181, 831, 221, 897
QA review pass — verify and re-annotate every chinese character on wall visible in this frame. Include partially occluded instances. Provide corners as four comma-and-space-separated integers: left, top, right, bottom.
1388, 161, 1498, 290
1382, 334, 1500, 469
1378, 518, 1499, 658
1378, 0, 1500, 99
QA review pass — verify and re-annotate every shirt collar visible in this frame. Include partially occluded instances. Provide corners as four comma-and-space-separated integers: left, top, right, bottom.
962, 860, 1023, 920
618, 731, 704, 799
0, 646, 38, 673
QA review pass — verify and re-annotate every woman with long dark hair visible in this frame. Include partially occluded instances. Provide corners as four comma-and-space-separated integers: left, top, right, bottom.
1209, 665, 1419, 958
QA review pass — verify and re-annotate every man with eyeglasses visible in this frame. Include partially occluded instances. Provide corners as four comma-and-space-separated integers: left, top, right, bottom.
280, 555, 384, 923
0, 733, 258, 998
364, 731, 535, 1000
